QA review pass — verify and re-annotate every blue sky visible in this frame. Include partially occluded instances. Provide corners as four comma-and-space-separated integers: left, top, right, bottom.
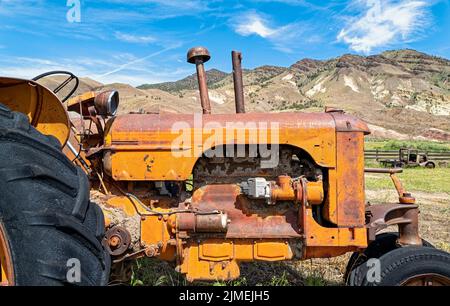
0, 0, 449, 86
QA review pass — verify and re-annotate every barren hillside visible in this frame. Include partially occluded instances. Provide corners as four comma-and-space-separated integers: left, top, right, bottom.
37, 75, 102, 99
41, 49, 450, 141
135, 49, 450, 140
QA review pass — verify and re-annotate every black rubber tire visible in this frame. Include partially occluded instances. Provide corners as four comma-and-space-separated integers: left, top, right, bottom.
345, 233, 433, 286
353, 246, 450, 286
0, 103, 110, 285
425, 162, 435, 169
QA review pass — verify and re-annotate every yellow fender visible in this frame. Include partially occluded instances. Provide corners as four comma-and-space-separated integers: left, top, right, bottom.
0, 77, 70, 147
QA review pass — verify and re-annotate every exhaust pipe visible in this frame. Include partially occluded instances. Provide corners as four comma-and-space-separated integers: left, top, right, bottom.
232, 51, 245, 113
187, 47, 211, 114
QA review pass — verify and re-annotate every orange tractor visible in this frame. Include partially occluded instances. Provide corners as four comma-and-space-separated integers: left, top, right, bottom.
0, 47, 449, 286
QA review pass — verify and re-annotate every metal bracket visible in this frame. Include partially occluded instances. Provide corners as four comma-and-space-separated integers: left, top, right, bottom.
365, 203, 422, 246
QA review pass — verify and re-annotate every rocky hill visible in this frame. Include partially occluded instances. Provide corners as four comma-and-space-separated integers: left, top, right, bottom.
131, 49, 450, 141
137, 69, 228, 92
40, 49, 450, 141
37, 76, 102, 98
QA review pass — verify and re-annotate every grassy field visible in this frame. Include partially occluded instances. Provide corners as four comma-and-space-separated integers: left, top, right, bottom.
130, 140, 450, 286
365, 138, 450, 151
365, 167, 450, 194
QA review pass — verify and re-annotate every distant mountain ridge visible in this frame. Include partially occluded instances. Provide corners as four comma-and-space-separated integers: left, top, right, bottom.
40, 49, 450, 141
137, 69, 228, 92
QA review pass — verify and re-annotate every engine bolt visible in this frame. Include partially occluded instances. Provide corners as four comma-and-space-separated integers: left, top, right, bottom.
109, 235, 121, 248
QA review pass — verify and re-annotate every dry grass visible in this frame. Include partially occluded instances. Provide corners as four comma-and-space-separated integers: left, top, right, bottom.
130, 258, 347, 286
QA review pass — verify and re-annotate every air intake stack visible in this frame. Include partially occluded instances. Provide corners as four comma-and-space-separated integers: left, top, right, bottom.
187, 47, 246, 114
187, 47, 211, 114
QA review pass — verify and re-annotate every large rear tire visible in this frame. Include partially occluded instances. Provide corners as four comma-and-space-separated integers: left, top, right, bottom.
0, 104, 110, 285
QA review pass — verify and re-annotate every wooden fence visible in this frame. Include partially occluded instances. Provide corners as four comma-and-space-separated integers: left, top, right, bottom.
365, 150, 450, 161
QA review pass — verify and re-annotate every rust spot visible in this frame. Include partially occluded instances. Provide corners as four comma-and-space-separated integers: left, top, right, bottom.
191, 184, 302, 239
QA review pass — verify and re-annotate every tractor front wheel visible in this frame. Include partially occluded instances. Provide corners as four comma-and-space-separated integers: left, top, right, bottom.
345, 232, 433, 285
352, 246, 450, 286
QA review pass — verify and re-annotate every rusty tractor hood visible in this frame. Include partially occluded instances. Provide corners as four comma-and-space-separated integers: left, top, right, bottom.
106, 111, 370, 144
102, 111, 369, 181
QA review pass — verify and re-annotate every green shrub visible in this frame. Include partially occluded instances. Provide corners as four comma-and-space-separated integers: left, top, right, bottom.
369, 139, 450, 151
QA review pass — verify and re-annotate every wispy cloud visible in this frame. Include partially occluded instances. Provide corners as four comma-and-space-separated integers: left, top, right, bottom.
0, 0, 44, 16
97, 0, 217, 19
232, 11, 305, 53
98, 45, 181, 78
115, 32, 156, 44
234, 12, 277, 38
337, 0, 430, 54
249, 0, 335, 11
0, 47, 191, 86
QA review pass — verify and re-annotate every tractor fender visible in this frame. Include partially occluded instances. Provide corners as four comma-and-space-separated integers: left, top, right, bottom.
0, 77, 69, 147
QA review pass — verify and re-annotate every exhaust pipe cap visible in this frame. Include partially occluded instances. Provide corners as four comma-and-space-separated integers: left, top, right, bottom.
187, 47, 211, 64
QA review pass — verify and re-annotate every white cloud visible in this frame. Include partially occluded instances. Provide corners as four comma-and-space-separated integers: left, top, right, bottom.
337, 0, 430, 54
115, 32, 156, 44
235, 13, 277, 38
233, 11, 304, 53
